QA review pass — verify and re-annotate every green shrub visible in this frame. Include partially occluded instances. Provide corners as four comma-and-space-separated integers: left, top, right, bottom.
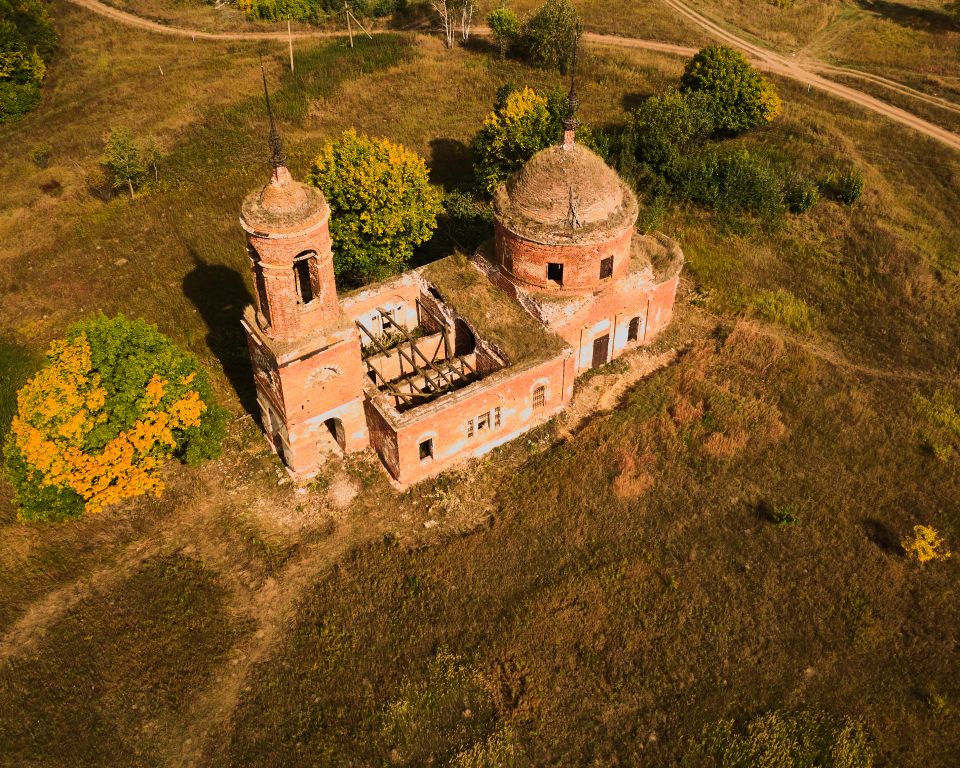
307, 129, 442, 285
821, 166, 864, 205
28, 141, 51, 167
3, 315, 228, 522
101, 127, 150, 199
520, 0, 581, 73
0, 0, 58, 123
783, 173, 820, 214
673, 148, 785, 219
679, 45, 782, 135
622, 89, 714, 172
488, 6, 522, 60
746, 288, 813, 332
686, 710, 874, 768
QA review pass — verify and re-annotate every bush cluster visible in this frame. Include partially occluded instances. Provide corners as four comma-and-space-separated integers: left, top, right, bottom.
820, 166, 864, 205
3, 315, 228, 522
679, 45, 782, 135
238, 0, 405, 22
0, 0, 58, 123
617, 88, 791, 221
487, 0, 580, 73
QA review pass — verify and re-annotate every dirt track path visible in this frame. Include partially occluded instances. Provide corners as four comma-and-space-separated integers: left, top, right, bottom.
64, 0, 960, 152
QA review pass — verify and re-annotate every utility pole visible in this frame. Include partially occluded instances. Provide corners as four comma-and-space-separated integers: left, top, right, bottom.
345, 3, 354, 48
287, 20, 295, 72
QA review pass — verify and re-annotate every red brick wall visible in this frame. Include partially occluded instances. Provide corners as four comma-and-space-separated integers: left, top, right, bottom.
247, 218, 340, 341
543, 272, 680, 373
495, 222, 633, 293
372, 354, 573, 486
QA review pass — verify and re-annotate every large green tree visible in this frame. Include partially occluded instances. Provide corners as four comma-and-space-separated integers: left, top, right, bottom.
472, 85, 563, 196
0, 0, 58, 123
307, 129, 442, 285
623, 89, 715, 172
472, 84, 606, 195
487, 6, 522, 60
520, 0, 580, 73
679, 45, 782, 135
3, 315, 227, 522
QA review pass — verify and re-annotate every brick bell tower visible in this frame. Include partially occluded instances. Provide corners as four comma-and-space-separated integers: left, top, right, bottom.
240, 69, 368, 478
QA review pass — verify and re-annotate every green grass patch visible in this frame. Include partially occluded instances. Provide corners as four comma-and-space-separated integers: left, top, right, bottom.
746, 288, 814, 332
0, 553, 246, 767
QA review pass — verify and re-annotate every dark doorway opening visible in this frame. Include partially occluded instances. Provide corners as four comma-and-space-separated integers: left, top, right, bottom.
592, 334, 610, 369
324, 417, 345, 451
547, 262, 564, 285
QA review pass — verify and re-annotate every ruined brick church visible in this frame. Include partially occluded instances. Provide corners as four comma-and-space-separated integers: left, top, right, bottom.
240, 76, 683, 488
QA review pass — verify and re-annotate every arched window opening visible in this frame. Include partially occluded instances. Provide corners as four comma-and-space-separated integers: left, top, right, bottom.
293, 250, 318, 304
254, 266, 270, 317
627, 316, 640, 342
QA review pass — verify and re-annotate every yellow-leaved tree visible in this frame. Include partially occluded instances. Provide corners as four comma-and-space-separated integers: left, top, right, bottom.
3, 315, 227, 522
901, 525, 952, 565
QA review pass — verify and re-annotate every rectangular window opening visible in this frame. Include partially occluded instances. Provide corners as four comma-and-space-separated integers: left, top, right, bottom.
547, 262, 564, 285
494, 406, 501, 428
477, 412, 490, 433
467, 419, 474, 438
533, 385, 546, 410
419, 438, 433, 461
600, 256, 614, 280
294, 259, 314, 303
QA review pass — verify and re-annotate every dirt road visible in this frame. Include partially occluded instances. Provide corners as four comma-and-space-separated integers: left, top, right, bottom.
63, 0, 960, 152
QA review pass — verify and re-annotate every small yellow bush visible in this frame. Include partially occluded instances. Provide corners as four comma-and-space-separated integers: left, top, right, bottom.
901, 525, 951, 564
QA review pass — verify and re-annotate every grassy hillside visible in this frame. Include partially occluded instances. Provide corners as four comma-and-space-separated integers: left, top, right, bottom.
0, 1, 958, 765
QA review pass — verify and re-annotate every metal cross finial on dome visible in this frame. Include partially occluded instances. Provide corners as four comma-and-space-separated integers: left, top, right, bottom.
261, 61, 287, 171
562, 28, 580, 149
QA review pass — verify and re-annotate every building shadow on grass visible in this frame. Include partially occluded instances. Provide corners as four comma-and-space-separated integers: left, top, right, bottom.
621, 91, 656, 113
855, 0, 959, 32
429, 137, 474, 192
182, 251, 259, 419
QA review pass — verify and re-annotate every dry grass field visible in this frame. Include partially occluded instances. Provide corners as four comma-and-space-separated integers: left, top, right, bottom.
1, 0, 960, 765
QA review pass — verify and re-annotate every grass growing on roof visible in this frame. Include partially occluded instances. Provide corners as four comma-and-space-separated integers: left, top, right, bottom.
421, 251, 568, 365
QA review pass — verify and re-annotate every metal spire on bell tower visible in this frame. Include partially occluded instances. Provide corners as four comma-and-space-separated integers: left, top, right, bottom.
562, 28, 580, 149
261, 62, 287, 170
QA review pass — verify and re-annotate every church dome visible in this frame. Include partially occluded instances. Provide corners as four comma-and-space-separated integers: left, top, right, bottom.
493, 143, 638, 246
241, 166, 329, 237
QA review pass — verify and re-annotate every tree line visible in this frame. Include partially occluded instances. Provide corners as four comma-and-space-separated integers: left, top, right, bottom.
0, 0, 57, 123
